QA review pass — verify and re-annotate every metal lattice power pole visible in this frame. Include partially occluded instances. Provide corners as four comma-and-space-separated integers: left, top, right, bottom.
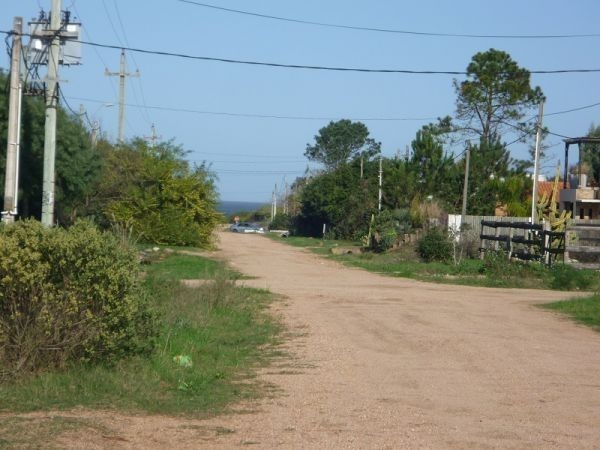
530, 101, 545, 223
2, 17, 23, 224
106, 49, 139, 143
41, 0, 62, 226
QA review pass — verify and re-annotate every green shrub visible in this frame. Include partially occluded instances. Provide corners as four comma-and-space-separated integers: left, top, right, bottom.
480, 250, 516, 278
417, 228, 452, 262
370, 209, 413, 253
550, 264, 597, 291
0, 220, 156, 378
96, 141, 221, 248
269, 213, 291, 231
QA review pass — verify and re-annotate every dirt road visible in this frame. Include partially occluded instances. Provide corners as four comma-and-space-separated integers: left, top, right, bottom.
204, 232, 600, 448
17, 232, 600, 448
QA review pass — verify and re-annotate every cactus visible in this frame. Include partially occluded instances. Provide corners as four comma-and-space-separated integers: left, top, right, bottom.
536, 162, 571, 232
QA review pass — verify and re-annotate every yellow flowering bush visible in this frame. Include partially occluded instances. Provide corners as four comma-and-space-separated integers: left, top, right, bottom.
0, 220, 156, 378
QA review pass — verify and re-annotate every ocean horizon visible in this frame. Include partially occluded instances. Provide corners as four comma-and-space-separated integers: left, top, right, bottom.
218, 200, 268, 216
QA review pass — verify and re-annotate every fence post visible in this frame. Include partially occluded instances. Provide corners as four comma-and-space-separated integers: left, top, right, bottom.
494, 225, 500, 251
543, 220, 551, 266
508, 225, 514, 260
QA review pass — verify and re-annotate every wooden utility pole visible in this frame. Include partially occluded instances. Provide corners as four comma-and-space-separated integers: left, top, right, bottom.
41, 0, 62, 226
461, 144, 471, 221
530, 101, 545, 223
2, 17, 23, 224
105, 49, 139, 143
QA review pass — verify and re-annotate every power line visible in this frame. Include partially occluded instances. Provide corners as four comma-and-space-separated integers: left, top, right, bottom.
71, 3, 119, 100
111, 0, 154, 125
204, 159, 305, 165
211, 169, 305, 175
101, 0, 125, 46
177, 0, 600, 40
5, 30, 600, 75
67, 95, 437, 122
72, 38, 469, 74
191, 150, 305, 159
72, 39, 600, 74
98, 0, 152, 128
498, 118, 573, 140
66, 94, 600, 126
544, 100, 600, 117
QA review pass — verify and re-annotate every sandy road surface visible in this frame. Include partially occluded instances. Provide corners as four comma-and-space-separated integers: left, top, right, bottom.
204, 232, 600, 448
10, 232, 600, 448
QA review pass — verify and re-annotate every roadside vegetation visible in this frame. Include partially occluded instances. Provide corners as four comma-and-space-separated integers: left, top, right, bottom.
0, 71, 221, 247
267, 234, 600, 291
542, 294, 600, 331
0, 42, 598, 448
0, 229, 282, 417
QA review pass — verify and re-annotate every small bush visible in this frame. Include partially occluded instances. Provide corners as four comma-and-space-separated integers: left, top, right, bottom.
269, 213, 291, 231
550, 264, 597, 291
0, 220, 156, 378
480, 250, 516, 278
370, 209, 413, 253
417, 228, 453, 262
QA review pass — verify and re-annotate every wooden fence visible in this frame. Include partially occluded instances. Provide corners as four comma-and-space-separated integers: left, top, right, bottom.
447, 214, 531, 238
565, 220, 600, 269
479, 220, 565, 265
448, 215, 565, 265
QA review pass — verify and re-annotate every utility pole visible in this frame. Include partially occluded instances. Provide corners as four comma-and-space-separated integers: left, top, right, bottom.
530, 101, 545, 223
360, 156, 364, 179
273, 183, 277, 218
271, 185, 277, 220
91, 121, 99, 148
284, 180, 289, 215
41, 0, 62, 226
461, 144, 471, 221
105, 49, 139, 143
378, 156, 383, 212
144, 123, 161, 147
2, 17, 23, 224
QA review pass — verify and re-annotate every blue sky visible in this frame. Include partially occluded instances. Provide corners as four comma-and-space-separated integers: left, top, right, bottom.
2, 0, 600, 202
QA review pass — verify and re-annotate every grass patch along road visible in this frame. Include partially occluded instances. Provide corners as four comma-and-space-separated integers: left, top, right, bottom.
142, 250, 239, 281
267, 234, 600, 291
541, 293, 600, 330
0, 250, 282, 419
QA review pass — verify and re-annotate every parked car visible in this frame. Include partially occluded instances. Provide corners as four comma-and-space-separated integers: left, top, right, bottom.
229, 222, 265, 233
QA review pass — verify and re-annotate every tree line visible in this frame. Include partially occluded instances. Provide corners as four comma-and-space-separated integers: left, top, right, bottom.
283, 49, 599, 240
0, 70, 220, 247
